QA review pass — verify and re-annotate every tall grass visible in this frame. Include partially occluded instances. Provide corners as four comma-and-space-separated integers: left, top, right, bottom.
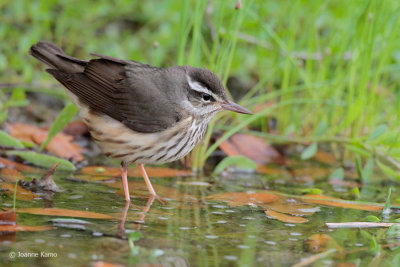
2, 0, 400, 178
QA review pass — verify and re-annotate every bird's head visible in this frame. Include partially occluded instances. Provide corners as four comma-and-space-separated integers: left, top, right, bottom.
180, 67, 252, 119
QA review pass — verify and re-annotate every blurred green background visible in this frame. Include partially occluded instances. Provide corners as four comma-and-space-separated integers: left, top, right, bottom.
2, 0, 400, 177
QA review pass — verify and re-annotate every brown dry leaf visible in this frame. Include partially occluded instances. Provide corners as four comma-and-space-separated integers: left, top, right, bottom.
105, 180, 198, 202
301, 194, 382, 211
0, 168, 23, 183
329, 179, 361, 188
0, 210, 17, 225
0, 225, 52, 232
16, 208, 113, 219
304, 234, 343, 253
256, 165, 289, 176
292, 167, 330, 181
219, 134, 285, 165
93, 262, 125, 267
0, 157, 40, 173
313, 151, 336, 165
206, 191, 279, 207
1, 183, 37, 201
8, 123, 84, 162
80, 166, 191, 178
62, 120, 89, 136
266, 201, 316, 216
265, 209, 308, 223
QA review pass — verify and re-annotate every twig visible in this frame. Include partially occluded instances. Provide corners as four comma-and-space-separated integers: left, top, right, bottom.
326, 222, 400, 228
292, 249, 336, 267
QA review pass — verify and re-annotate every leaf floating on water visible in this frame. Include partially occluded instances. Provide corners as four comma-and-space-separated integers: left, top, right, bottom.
16, 208, 113, 220
0, 168, 23, 183
0, 157, 40, 173
0, 183, 37, 201
292, 167, 330, 181
7, 151, 76, 171
93, 262, 125, 267
0, 225, 52, 232
0, 210, 17, 225
80, 166, 191, 178
265, 209, 308, 223
219, 134, 285, 165
206, 192, 279, 207
304, 234, 343, 252
8, 122, 84, 161
301, 194, 383, 211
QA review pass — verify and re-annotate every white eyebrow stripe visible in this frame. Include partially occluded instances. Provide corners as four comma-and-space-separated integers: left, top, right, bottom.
186, 75, 222, 101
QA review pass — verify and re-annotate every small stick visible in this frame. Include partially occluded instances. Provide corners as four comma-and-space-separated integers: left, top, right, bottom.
326, 222, 400, 228
292, 249, 336, 267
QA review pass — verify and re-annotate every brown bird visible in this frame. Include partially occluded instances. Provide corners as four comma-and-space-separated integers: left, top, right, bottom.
30, 41, 252, 202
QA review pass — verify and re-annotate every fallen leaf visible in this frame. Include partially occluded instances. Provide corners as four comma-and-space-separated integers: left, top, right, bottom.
0, 157, 40, 173
80, 166, 191, 178
0, 210, 17, 225
256, 165, 289, 176
265, 209, 308, 223
16, 208, 113, 219
304, 234, 342, 252
62, 120, 89, 136
0, 168, 23, 183
0, 225, 52, 232
1, 183, 37, 201
292, 168, 330, 181
8, 123, 84, 161
206, 191, 279, 207
219, 134, 285, 165
313, 151, 336, 165
92, 262, 126, 267
301, 194, 383, 211
266, 201, 316, 216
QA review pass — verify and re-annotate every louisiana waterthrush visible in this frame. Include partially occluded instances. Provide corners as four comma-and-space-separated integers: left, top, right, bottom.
30, 41, 252, 202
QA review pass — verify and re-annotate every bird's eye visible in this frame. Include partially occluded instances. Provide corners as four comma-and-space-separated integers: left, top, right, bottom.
201, 93, 212, 102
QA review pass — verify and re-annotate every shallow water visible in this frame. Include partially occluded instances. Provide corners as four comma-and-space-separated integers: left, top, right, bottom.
1, 164, 400, 267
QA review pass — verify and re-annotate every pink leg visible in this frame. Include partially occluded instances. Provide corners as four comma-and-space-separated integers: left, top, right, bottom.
121, 162, 130, 202
138, 164, 156, 196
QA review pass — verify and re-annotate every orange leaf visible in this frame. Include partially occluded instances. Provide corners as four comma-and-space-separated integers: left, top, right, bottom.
256, 165, 289, 176
266, 201, 316, 216
302, 194, 383, 211
0, 183, 37, 201
93, 262, 125, 267
0, 225, 52, 232
292, 167, 330, 181
265, 209, 308, 223
0, 168, 23, 183
80, 166, 191, 178
0, 157, 40, 173
0, 210, 17, 225
206, 192, 279, 207
16, 208, 113, 219
304, 234, 343, 252
219, 134, 285, 165
313, 151, 336, 165
8, 123, 84, 162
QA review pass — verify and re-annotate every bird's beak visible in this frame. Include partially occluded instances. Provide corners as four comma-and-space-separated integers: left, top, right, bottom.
220, 100, 253, 114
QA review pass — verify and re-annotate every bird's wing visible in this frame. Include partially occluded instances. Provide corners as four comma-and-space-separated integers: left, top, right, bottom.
47, 56, 182, 133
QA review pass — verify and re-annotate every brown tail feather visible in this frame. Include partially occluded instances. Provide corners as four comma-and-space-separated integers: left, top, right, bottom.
30, 41, 87, 73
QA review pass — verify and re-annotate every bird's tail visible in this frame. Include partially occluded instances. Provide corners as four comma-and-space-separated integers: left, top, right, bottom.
29, 41, 87, 73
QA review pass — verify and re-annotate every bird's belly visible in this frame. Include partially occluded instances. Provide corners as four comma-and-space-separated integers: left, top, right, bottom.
80, 108, 206, 164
